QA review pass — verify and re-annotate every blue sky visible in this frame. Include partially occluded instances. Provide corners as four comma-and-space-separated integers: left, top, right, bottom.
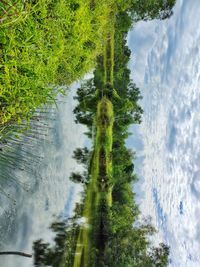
0, 84, 87, 267
128, 0, 200, 266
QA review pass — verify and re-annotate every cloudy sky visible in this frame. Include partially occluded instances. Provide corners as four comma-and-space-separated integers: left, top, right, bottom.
128, 0, 200, 266
0, 84, 87, 267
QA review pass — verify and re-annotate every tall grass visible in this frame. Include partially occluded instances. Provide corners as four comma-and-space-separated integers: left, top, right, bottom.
0, 0, 116, 137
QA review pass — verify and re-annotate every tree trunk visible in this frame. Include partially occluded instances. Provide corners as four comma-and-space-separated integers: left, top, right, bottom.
0, 251, 32, 258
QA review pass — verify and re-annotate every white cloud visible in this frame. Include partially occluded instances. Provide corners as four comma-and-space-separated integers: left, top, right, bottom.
128, 0, 200, 266
0, 83, 87, 267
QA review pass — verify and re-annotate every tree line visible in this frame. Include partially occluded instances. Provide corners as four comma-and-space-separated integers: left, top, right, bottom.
32, 1, 176, 266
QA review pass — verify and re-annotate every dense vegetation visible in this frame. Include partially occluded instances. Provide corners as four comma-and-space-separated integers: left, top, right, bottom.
0, 0, 117, 137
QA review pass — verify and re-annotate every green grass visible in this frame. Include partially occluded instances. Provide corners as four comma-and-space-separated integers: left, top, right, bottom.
0, 0, 117, 137
72, 97, 114, 267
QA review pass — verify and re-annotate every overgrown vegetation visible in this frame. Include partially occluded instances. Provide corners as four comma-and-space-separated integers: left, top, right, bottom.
0, 0, 117, 137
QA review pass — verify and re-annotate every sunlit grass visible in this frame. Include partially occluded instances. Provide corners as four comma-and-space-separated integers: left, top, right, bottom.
72, 96, 113, 267
0, 0, 117, 137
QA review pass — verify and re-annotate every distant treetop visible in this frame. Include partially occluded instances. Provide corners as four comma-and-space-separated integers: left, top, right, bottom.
128, 0, 176, 21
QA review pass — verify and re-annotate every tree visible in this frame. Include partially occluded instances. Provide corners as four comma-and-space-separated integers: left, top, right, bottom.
33, 219, 78, 267
72, 147, 90, 165
0, 251, 32, 258
69, 172, 88, 184
130, 0, 176, 21
149, 243, 170, 267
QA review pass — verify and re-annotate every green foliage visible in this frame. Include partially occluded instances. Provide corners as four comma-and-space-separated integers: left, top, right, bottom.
73, 147, 89, 164
33, 218, 79, 267
73, 78, 98, 129
130, 0, 176, 21
69, 172, 88, 184
0, 0, 116, 136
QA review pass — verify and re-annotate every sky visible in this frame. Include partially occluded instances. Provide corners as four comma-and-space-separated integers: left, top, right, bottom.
0, 83, 87, 267
128, 0, 200, 266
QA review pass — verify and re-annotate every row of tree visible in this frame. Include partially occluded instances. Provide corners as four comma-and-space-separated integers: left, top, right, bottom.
32, 1, 176, 266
